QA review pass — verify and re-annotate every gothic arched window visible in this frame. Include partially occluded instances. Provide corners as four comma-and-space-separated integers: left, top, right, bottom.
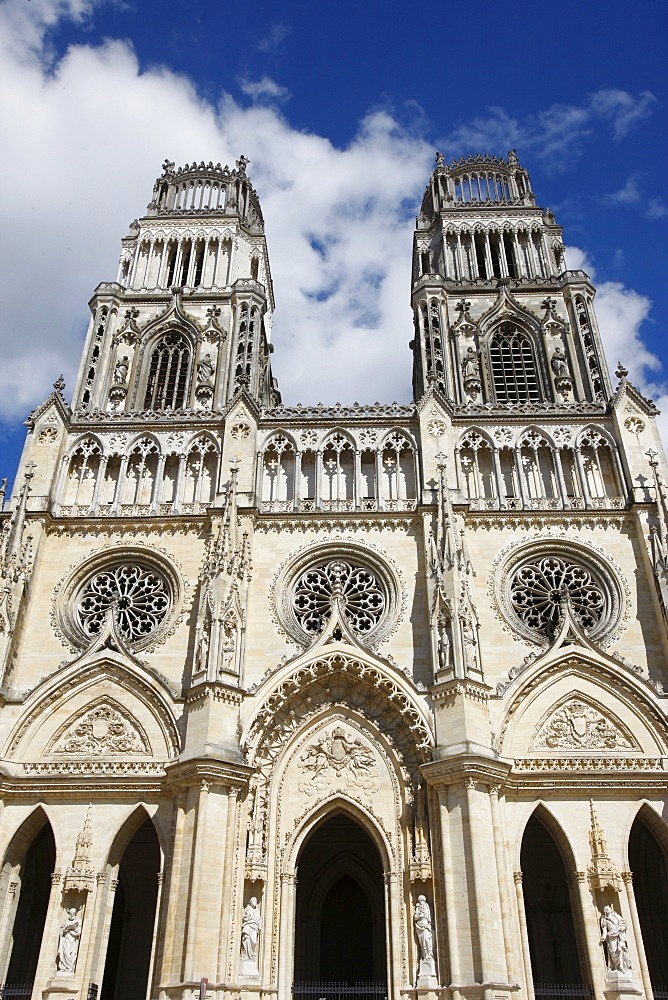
143, 332, 191, 410
489, 324, 540, 403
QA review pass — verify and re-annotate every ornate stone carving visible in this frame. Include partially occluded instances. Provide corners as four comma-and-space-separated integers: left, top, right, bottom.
490, 534, 628, 649
49, 702, 150, 756
588, 801, 622, 892
77, 562, 170, 644
298, 725, 379, 796
531, 697, 636, 752
293, 559, 386, 638
64, 805, 95, 892
271, 539, 404, 651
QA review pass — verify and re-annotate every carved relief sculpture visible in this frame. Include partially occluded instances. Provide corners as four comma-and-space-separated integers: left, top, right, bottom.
51, 703, 149, 756
298, 725, 379, 796
532, 699, 635, 752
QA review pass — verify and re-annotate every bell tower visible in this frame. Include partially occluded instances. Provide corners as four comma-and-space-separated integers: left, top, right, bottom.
410, 150, 610, 407
72, 156, 280, 416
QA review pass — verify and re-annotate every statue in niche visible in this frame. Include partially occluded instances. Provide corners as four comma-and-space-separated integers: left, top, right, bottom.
414, 895, 434, 960
461, 347, 479, 379
600, 905, 631, 974
56, 907, 82, 974
113, 356, 129, 384
240, 896, 261, 962
551, 347, 569, 377
194, 623, 210, 674
197, 353, 215, 385
437, 616, 451, 671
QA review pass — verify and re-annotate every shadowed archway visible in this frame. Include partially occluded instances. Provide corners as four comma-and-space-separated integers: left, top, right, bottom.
628, 811, 668, 993
100, 815, 160, 1000
4, 819, 55, 988
294, 813, 387, 988
520, 812, 586, 988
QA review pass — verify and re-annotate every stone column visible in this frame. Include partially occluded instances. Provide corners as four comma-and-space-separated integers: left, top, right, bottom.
436, 785, 461, 989
513, 871, 535, 1000
277, 873, 297, 1000
157, 791, 187, 990
489, 786, 515, 983
572, 871, 606, 1000
621, 870, 653, 1000
215, 786, 238, 983
183, 780, 210, 981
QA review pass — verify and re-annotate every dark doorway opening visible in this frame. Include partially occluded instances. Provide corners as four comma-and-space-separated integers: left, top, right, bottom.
520, 814, 586, 992
100, 817, 160, 1000
629, 815, 668, 993
294, 813, 387, 991
5, 822, 55, 988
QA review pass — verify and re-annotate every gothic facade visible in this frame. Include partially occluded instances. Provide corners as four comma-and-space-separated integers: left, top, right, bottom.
0, 152, 666, 1000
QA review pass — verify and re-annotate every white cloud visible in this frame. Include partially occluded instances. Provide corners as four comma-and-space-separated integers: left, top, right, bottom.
257, 23, 292, 53
565, 244, 664, 417
0, 0, 663, 450
0, 5, 432, 421
602, 175, 668, 220
238, 75, 290, 103
442, 88, 656, 169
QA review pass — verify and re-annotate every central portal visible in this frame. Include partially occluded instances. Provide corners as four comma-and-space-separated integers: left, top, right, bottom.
294, 813, 387, 987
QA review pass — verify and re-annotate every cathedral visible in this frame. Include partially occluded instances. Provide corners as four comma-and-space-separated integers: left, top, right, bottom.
0, 150, 666, 1000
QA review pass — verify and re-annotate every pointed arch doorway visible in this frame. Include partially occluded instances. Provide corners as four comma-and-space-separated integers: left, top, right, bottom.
293, 813, 387, 993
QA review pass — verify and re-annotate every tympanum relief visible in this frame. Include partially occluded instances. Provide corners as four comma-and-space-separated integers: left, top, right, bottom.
298, 724, 380, 796
531, 697, 637, 752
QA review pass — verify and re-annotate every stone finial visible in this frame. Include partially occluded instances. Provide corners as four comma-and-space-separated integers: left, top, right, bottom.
615, 361, 629, 380
53, 374, 65, 392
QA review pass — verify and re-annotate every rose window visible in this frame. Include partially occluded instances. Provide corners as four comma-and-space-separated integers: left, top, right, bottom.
293, 559, 386, 636
509, 555, 608, 638
77, 563, 170, 643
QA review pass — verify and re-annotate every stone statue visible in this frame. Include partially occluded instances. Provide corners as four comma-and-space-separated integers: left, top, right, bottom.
113, 356, 129, 384
240, 896, 261, 963
437, 618, 451, 671
414, 894, 433, 960
56, 907, 82, 974
197, 353, 215, 384
600, 904, 631, 974
195, 625, 209, 673
461, 347, 480, 379
551, 347, 569, 377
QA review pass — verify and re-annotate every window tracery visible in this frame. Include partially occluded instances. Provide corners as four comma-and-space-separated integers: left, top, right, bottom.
273, 543, 403, 648
259, 429, 417, 513
495, 541, 624, 646
143, 332, 191, 410
457, 425, 625, 511
292, 559, 386, 636
509, 555, 608, 639
77, 563, 170, 644
489, 324, 540, 403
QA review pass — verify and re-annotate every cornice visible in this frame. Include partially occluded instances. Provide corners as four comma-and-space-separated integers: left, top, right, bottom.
421, 753, 512, 786
163, 756, 252, 790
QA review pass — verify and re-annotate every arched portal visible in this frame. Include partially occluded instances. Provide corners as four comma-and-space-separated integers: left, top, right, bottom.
628, 813, 668, 993
520, 814, 586, 990
4, 821, 55, 989
100, 817, 160, 1000
293, 813, 387, 992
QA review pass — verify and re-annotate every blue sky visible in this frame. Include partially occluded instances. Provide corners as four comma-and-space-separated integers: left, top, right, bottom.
0, 0, 666, 488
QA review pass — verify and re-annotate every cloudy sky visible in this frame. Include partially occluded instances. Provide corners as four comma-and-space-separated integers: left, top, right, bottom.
0, 0, 666, 483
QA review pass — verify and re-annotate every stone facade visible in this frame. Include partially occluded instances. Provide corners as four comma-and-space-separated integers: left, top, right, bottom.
0, 152, 666, 1000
